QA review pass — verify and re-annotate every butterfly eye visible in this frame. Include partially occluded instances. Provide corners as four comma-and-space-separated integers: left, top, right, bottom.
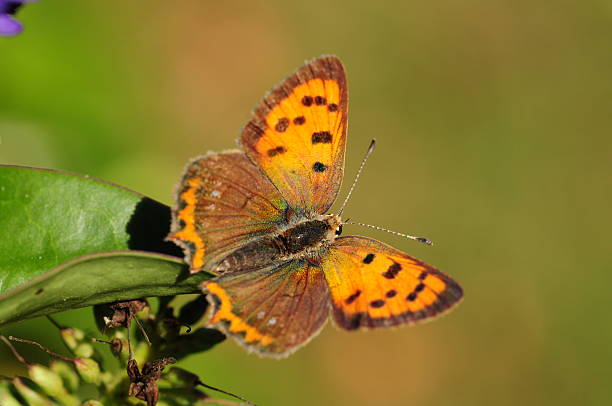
335, 225, 343, 236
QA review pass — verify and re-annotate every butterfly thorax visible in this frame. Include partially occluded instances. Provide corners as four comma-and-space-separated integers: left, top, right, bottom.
279, 214, 341, 254
212, 214, 341, 274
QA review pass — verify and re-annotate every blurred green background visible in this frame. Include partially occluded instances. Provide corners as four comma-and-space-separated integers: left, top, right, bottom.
2, 1, 612, 405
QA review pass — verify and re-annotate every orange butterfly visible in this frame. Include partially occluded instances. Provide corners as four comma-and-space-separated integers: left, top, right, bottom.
168, 56, 463, 358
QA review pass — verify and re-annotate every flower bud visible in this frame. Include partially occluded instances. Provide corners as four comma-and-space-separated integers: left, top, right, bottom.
74, 358, 101, 385
50, 360, 80, 393
29, 364, 64, 395
74, 342, 94, 358
29, 364, 80, 406
0, 380, 22, 406
12, 376, 54, 406
60, 328, 85, 350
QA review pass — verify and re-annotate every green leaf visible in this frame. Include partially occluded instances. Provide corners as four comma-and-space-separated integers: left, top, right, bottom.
0, 251, 211, 326
0, 165, 210, 326
0, 164, 183, 295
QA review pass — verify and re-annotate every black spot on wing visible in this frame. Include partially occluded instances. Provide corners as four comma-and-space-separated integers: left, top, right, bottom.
382, 262, 402, 279
345, 290, 361, 305
370, 299, 385, 308
363, 253, 375, 264
302, 96, 313, 106
275, 118, 289, 132
314, 96, 327, 105
386, 289, 397, 298
312, 162, 327, 172
267, 146, 286, 157
312, 131, 332, 144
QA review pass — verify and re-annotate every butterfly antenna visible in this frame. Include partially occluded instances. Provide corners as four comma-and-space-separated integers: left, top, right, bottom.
345, 221, 433, 246
338, 139, 376, 217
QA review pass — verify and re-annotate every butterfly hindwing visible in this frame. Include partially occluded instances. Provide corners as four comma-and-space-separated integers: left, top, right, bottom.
202, 259, 330, 358
321, 236, 463, 330
241, 56, 348, 214
168, 151, 287, 272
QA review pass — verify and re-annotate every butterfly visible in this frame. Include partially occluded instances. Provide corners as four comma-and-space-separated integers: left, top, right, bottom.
168, 56, 463, 358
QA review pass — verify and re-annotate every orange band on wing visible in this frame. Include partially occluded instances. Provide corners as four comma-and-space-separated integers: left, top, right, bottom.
169, 177, 206, 269
205, 282, 275, 346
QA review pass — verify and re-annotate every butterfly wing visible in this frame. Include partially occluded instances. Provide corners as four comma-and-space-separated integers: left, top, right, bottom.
241, 56, 348, 214
203, 259, 330, 358
321, 236, 463, 330
168, 151, 287, 273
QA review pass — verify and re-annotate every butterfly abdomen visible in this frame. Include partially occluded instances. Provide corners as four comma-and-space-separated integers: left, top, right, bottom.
213, 238, 279, 274
213, 220, 333, 274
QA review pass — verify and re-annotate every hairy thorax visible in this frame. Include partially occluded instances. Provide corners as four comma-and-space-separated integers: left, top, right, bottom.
213, 214, 341, 274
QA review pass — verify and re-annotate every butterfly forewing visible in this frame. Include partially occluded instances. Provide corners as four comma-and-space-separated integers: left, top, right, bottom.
241, 56, 348, 214
168, 151, 287, 272
322, 236, 463, 330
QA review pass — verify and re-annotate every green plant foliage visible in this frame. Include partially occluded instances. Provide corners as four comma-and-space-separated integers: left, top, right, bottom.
0, 312, 244, 406
0, 165, 211, 326
0, 165, 183, 293
0, 251, 211, 326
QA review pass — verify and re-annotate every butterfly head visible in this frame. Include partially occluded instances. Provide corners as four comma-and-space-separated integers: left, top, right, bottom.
322, 213, 343, 241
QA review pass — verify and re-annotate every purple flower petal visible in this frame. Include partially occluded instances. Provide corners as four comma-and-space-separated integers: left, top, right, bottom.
2, 0, 39, 12
0, 14, 23, 36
